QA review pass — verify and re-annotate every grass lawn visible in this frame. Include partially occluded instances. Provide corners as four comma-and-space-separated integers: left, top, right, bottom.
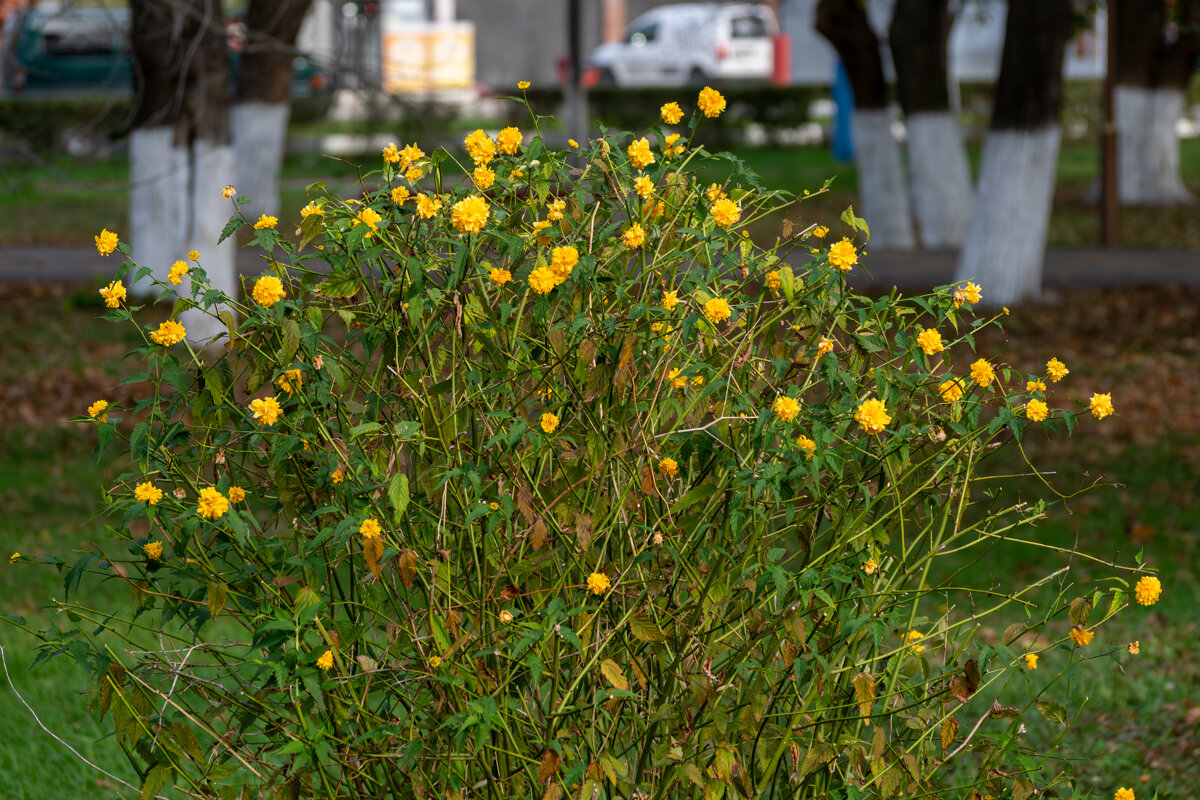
3, 134, 1199, 248
0, 282, 1197, 797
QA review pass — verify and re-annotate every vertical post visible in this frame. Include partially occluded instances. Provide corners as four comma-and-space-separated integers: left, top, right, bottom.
565, 0, 587, 146
1100, 0, 1119, 246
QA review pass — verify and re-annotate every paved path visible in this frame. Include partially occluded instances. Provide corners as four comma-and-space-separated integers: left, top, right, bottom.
1, 245, 1197, 290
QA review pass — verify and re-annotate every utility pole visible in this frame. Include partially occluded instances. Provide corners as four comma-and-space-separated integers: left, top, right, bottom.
1100, 0, 1119, 246
565, 0, 588, 146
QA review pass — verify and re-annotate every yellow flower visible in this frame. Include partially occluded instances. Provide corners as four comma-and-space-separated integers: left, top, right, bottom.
547, 198, 566, 221
667, 367, 688, 390
428, 655, 442, 669
1026, 378, 1047, 392
627, 137, 655, 170
706, 182, 726, 202
773, 395, 800, 423
550, 246, 579, 281
99, 280, 126, 308
150, 320, 187, 346
134, 482, 163, 505
663, 133, 681, 152
221, 185, 236, 199
168, 260, 189, 285
703, 297, 732, 324
249, 396, 283, 426
253, 215, 278, 230
497, 126, 522, 155
709, 197, 741, 228
907, 631, 926, 654
499, 609, 514, 623
697, 86, 726, 118
509, 168, 524, 180
95, 228, 119, 256
1090, 392, 1114, 420
472, 164, 495, 190
382, 142, 401, 163
331, 469, 344, 485
464, 129, 496, 164
252, 275, 286, 307
661, 101, 684, 124
360, 518, 382, 539
828, 238, 858, 270
1045, 357, 1069, 382
528, 266, 557, 295
540, 412, 560, 433
416, 193, 442, 218
143, 541, 163, 560
301, 200, 325, 217
765, 270, 781, 291
812, 225, 829, 238
88, 399, 109, 420
939, 377, 965, 402
227, 486, 246, 503
489, 502, 500, 511
854, 398, 891, 435
451, 195, 490, 234
1134, 575, 1161, 606
1127, 641, 1140, 655
276, 369, 303, 396
1114, 789, 1134, 800
816, 337, 834, 357
489, 267, 512, 285
1024, 653, 1039, 670
658, 457, 679, 477
916, 328, 943, 356
518, 80, 530, 90
1025, 398, 1049, 422
391, 186, 410, 205
662, 290, 678, 311
796, 435, 816, 458
187, 250, 200, 261
587, 571, 611, 595
1069, 625, 1094, 647
354, 207, 383, 237
622, 223, 646, 248
634, 175, 653, 199
405, 165, 425, 182
969, 359, 995, 387
317, 649, 334, 670
862, 558, 878, 575
197, 487, 229, 520
9, 552, 19, 564
953, 281, 982, 308
400, 143, 424, 167
568, 139, 579, 149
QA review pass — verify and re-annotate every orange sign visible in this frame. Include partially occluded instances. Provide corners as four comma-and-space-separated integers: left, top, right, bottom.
382, 22, 475, 92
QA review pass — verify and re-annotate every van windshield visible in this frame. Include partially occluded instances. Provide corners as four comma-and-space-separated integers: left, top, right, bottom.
729, 15, 769, 38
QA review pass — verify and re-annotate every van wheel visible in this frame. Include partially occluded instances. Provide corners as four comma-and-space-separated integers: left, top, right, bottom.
595, 68, 616, 87
687, 68, 708, 86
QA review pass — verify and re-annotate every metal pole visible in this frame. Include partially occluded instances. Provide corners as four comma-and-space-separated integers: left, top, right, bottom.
566, 0, 587, 146
1100, 0, 1119, 247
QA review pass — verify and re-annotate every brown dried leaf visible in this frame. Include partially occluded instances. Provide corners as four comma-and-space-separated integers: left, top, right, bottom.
538, 750, 560, 784
530, 517, 549, 550
517, 484, 536, 524
940, 717, 958, 752
397, 549, 418, 589
599, 659, 628, 691
363, 536, 385, 580
853, 671, 876, 717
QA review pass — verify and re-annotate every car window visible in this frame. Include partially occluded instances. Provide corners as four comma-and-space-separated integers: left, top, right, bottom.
624, 21, 658, 46
729, 15, 768, 38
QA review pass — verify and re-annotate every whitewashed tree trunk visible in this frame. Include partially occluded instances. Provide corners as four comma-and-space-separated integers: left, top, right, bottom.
905, 111, 973, 247
955, 127, 1060, 306
184, 140, 238, 344
129, 127, 188, 294
852, 107, 915, 249
232, 101, 290, 219
1116, 85, 1195, 205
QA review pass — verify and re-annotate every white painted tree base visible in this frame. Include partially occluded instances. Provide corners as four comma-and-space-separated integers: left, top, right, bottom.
1116, 86, 1195, 205
905, 111, 973, 248
232, 101, 290, 219
852, 108, 915, 250
956, 127, 1060, 306
129, 127, 236, 346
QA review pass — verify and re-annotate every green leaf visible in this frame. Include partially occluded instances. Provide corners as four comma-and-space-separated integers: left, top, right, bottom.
206, 581, 228, 619
141, 762, 172, 800
629, 615, 666, 642
1035, 700, 1068, 727
388, 473, 410, 523
218, 217, 244, 244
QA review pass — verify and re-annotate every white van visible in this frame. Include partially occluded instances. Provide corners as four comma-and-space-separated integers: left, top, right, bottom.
586, 3, 779, 88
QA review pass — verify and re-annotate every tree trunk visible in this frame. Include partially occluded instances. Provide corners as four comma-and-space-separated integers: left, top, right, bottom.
889, 0, 972, 248
233, 0, 313, 219
129, 0, 235, 343
955, 0, 1071, 306
816, 0, 914, 249
1113, 0, 1200, 205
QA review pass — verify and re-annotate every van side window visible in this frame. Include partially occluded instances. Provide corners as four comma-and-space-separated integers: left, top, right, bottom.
729, 15, 768, 38
624, 22, 659, 46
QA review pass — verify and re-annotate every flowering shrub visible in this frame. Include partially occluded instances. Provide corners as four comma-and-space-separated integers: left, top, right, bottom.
23, 87, 1159, 800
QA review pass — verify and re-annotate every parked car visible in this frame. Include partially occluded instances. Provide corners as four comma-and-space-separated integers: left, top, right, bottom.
585, 2, 779, 88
